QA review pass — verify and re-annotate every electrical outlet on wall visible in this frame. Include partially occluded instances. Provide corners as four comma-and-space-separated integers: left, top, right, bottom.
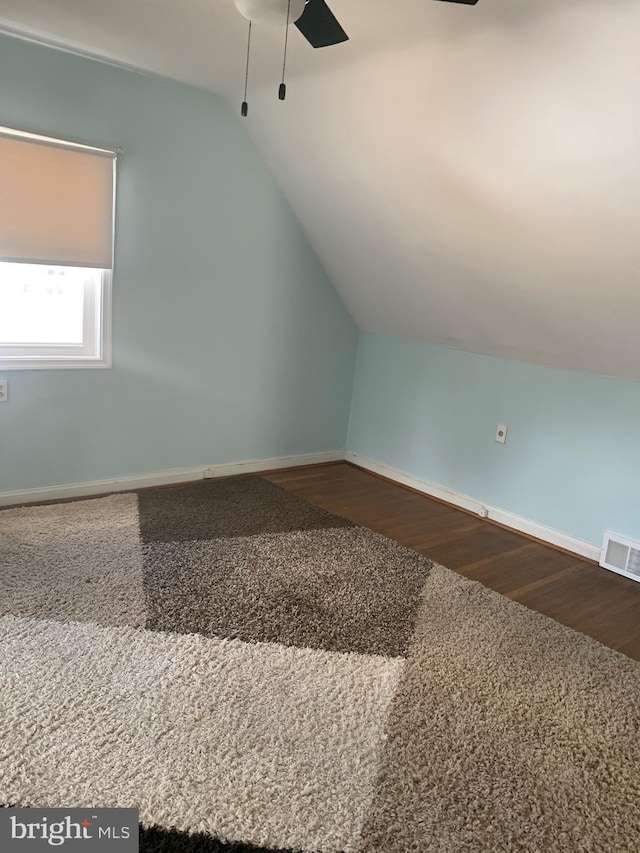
495, 424, 508, 444
0, 380, 7, 402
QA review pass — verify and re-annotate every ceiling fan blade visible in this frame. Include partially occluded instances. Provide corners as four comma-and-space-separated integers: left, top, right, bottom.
295, 0, 349, 48
433, 0, 479, 4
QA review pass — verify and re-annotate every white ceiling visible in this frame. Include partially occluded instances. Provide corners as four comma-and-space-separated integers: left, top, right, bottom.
1, 0, 639, 379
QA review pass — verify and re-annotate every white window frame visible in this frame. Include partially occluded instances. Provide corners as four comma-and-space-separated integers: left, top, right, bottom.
0, 267, 112, 370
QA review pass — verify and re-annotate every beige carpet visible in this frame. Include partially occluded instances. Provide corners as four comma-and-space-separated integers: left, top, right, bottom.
1, 476, 639, 852
360, 563, 640, 853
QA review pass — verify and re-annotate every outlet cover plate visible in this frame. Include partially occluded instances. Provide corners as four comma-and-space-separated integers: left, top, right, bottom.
495, 424, 508, 444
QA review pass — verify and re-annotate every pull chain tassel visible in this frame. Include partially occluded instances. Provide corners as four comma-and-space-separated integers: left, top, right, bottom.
241, 20, 252, 116
279, 0, 291, 101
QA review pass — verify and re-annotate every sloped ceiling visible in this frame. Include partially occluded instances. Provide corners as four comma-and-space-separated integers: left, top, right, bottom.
1, 0, 639, 379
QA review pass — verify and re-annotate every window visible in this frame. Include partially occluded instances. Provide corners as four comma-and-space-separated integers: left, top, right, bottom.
0, 126, 117, 369
0, 263, 111, 369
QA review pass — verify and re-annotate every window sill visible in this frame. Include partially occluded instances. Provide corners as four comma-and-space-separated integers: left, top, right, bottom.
0, 356, 111, 371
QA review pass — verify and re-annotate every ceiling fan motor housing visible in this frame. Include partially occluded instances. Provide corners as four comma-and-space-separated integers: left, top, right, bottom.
234, 0, 307, 27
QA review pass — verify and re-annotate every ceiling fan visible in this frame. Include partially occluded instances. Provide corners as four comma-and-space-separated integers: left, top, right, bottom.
234, 0, 478, 114
234, 1, 347, 50
235, 0, 479, 51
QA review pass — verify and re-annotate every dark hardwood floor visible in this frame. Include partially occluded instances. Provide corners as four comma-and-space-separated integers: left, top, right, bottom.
263, 462, 640, 662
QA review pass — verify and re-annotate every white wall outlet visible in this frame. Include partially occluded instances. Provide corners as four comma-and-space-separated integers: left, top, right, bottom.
0, 380, 7, 402
495, 424, 508, 444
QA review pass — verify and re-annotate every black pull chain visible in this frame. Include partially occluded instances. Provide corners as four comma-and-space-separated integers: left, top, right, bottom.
279, 0, 292, 101
241, 20, 252, 116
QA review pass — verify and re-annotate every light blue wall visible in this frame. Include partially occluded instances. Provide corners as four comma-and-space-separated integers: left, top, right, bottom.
0, 35, 358, 492
348, 333, 640, 547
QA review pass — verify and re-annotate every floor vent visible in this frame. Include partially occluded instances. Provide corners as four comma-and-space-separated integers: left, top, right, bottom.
600, 532, 640, 582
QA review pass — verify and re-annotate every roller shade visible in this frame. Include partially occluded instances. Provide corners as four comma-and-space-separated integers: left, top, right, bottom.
0, 128, 116, 269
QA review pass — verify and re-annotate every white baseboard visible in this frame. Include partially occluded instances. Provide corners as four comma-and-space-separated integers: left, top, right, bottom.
0, 449, 602, 563
0, 451, 345, 507
203, 451, 344, 479
345, 451, 602, 562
